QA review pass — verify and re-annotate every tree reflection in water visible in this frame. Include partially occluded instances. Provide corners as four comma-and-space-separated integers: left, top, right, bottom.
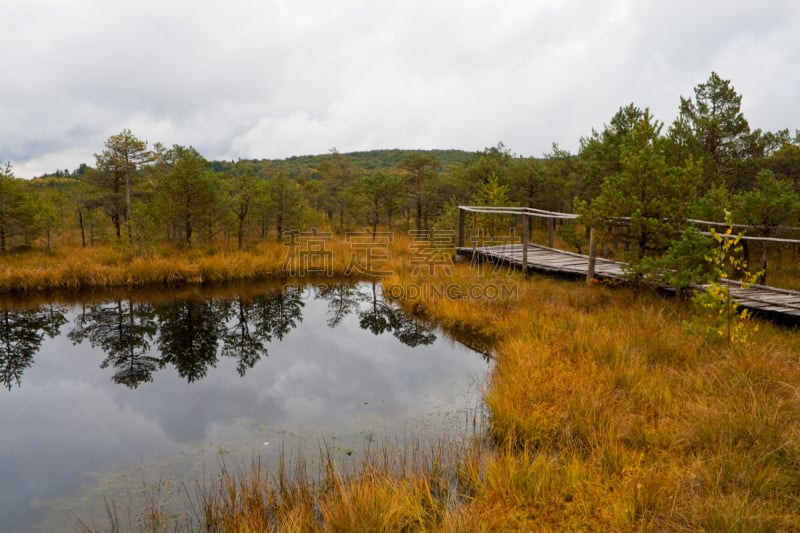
10, 283, 436, 390
156, 298, 222, 383
0, 305, 67, 389
314, 282, 368, 327
220, 285, 305, 376
69, 300, 160, 388
357, 281, 436, 347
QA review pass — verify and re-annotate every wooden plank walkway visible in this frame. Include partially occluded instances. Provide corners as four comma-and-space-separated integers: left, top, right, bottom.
722, 281, 800, 319
458, 243, 800, 322
457, 243, 626, 280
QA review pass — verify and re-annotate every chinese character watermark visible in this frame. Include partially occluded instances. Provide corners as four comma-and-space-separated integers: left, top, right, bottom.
345, 231, 394, 277
409, 229, 454, 276
469, 228, 519, 276
282, 228, 333, 276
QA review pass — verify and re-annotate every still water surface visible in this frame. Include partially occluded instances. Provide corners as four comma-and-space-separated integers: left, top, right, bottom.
0, 282, 488, 531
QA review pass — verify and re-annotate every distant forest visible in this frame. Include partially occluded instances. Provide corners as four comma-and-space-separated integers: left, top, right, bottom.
1, 72, 799, 269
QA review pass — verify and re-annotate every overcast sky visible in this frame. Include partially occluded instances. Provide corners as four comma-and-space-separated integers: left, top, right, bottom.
2, 0, 798, 178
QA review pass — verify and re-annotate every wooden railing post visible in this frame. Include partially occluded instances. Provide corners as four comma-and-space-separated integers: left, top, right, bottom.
587, 227, 597, 285
547, 216, 555, 247
521, 214, 529, 274
458, 207, 465, 248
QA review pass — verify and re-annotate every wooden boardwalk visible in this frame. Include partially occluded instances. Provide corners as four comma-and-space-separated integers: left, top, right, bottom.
723, 281, 800, 319
459, 243, 626, 280
458, 243, 800, 322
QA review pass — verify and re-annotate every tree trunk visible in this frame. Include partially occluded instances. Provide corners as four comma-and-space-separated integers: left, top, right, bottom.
125, 170, 132, 244
587, 228, 597, 285
185, 217, 192, 246
78, 209, 86, 248
113, 212, 121, 239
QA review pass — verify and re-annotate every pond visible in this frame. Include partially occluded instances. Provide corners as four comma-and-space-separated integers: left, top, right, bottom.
0, 281, 489, 532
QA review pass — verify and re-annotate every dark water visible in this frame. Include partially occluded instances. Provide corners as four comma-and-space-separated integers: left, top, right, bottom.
0, 281, 488, 531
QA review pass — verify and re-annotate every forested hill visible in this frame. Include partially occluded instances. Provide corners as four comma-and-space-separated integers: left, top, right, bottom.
208, 148, 474, 177
32, 148, 475, 185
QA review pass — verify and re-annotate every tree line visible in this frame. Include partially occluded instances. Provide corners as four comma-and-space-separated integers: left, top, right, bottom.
1, 72, 799, 274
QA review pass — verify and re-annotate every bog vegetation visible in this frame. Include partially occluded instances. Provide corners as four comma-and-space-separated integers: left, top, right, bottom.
3, 73, 800, 530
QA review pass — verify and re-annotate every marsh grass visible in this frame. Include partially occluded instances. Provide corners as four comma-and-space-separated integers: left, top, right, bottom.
0, 236, 416, 293
383, 265, 800, 531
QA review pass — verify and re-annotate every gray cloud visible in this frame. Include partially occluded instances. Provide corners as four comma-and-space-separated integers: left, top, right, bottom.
2, 0, 798, 177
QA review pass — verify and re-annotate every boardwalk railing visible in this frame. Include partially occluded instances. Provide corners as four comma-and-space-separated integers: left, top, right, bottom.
459, 205, 800, 284
457, 204, 800, 322
458, 206, 579, 272
460, 242, 800, 322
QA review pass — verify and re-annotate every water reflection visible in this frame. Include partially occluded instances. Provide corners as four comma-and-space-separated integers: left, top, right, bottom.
0, 282, 484, 533
315, 282, 368, 327
220, 284, 305, 376
34, 283, 438, 389
68, 301, 160, 387
0, 306, 67, 390
359, 282, 436, 347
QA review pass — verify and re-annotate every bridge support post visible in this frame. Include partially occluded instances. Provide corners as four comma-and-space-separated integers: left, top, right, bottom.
587, 227, 597, 285
547, 217, 555, 247
458, 207, 465, 248
521, 214, 529, 274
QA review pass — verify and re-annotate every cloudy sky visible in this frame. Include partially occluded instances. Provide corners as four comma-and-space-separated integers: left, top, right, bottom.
2, 0, 798, 178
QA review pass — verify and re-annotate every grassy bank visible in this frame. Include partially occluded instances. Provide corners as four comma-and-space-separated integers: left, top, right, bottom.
0, 238, 417, 293
5, 241, 799, 530
384, 266, 800, 530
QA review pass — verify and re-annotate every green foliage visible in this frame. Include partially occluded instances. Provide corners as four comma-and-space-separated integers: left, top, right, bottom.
651, 226, 718, 294
400, 152, 441, 231
222, 162, 259, 249
472, 173, 514, 238
559, 219, 586, 253
0, 162, 42, 252
360, 172, 403, 236
733, 169, 800, 235
154, 145, 219, 246
94, 129, 154, 243
507, 157, 547, 209
767, 142, 800, 185
689, 215, 761, 345
676, 72, 751, 185
318, 148, 358, 230
690, 184, 731, 222
453, 143, 513, 194
578, 103, 645, 202
433, 197, 461, 236
731, 169, 800, 283
264, 173, 307, 241
578, 109, 702, 279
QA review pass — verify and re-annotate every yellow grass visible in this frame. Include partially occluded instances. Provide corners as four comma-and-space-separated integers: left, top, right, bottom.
380, 264, 800, 531
0, 237, 417, 293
